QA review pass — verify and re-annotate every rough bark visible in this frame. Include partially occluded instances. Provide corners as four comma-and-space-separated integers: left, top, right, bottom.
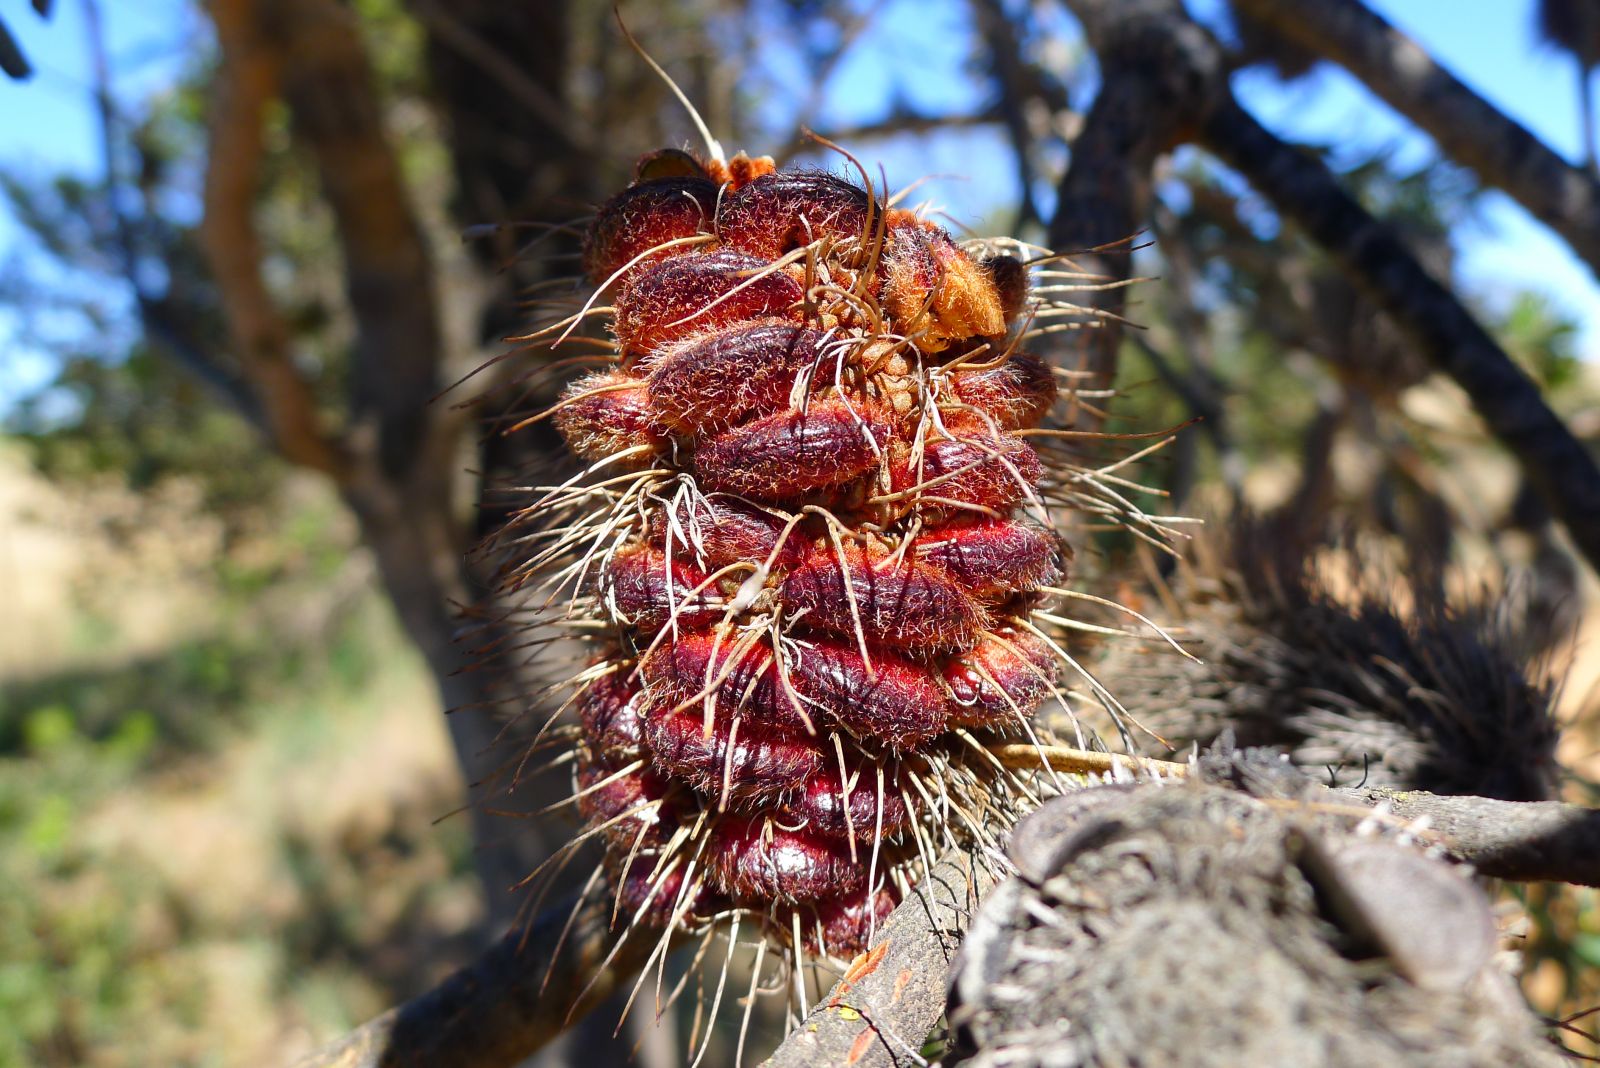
292, 769, 1600, 1068
948, 784, 1565, 1068
1232, 0, 1600, 280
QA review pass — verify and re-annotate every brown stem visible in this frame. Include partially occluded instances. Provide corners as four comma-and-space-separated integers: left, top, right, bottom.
990, 741, 1189, 780
200, 0, 350, 478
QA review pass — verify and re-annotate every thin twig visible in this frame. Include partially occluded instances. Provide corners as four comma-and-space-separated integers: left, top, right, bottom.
988, 742, 1190, 780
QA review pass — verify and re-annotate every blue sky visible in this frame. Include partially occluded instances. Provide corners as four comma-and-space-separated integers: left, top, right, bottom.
1, 0, 1597, 414
0, 0, 199, 410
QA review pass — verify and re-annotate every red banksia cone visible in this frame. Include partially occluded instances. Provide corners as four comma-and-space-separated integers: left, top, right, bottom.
497, 135, 1163, 1041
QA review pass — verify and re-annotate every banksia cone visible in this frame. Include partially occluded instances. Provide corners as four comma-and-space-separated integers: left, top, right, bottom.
1087, 514, 1564, 802
495, 133, 1159, 1044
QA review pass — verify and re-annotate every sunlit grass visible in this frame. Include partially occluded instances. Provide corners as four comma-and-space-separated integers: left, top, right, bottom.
0, 481, 481, 1068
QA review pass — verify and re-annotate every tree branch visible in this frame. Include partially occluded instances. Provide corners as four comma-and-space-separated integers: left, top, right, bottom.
969, 0, 1053, 232
289, 753, 1600, 1068
201, 0, 349, 479
292, 891, 660, 1068
1196, 94, 1600, 574
1231, 0, 1600, 281
1056, 0, 1600, 574
1050, 0, 1226, 394
272, 0, 444, 479
1342, 787, 1600, 887
763, 850, 999, 1068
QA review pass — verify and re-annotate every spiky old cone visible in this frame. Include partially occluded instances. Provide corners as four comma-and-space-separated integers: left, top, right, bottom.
510, 147, 1087, 970
1087, 513, 1563, 802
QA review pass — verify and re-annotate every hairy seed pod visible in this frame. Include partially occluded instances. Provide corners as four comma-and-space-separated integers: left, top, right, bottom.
794, 885, 901, 957
787, 639, 950, 749
707, 817, 865, 903
646, 321, 828, 435
881, 223, 1008, 349
779, 763, 912, 842
577, 671, 651, 761
888, 426, 1043, 514
642, 632, 813, 734
603, 543, 724, 633
642, 700, 823, 802
693, 396, 889, 502
584, 176, 717, 285
717, 171, 874, 258
948, 351, 1058, 430
648, 494, 808, 573
982, 254, 1031, 321
552, 370, 669, 464
614, 249, 804, 357
943, 628, 1058, 730
614, 853, 723, 928
576, 757, 678, 849
778, 542, 985, 652
913, 518, 1062, 599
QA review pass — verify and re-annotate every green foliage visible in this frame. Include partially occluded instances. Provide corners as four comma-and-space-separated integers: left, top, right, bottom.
1500, 291, 1583, 391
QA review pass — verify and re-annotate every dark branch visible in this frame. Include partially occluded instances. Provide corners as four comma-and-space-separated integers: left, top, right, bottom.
1232, 0, 1600, 281
1196, 94, 1600, 574
783, 107, 1005, 164
1051, 0, 1226, 395
969, 0, 1059, 232
406, 0, 591, 154
1340, 787, 1600, 887
273, 0, 444, 479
